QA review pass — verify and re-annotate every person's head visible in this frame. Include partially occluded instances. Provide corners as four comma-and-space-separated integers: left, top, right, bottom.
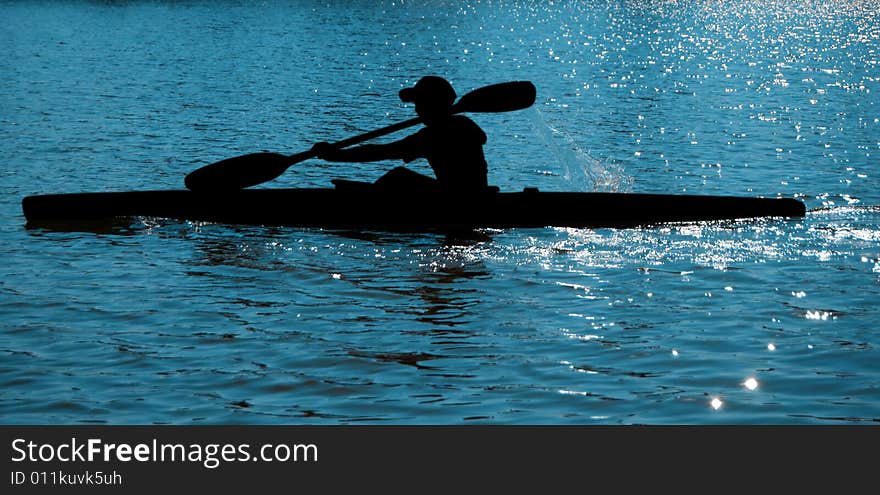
399, 76, 456, 124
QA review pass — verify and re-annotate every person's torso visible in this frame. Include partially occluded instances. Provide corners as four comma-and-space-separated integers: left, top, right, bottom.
412, 116, 488, 189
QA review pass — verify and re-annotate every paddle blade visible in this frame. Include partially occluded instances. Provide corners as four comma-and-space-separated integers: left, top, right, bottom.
453, 81, 536, 114
184, 152, 295, 191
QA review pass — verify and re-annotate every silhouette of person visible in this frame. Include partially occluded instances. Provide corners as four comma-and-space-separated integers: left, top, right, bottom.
311, 76, 490, 193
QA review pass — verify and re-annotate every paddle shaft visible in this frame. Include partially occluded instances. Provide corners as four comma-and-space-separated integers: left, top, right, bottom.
284, 93, 499, 161
285, 115, 423, 164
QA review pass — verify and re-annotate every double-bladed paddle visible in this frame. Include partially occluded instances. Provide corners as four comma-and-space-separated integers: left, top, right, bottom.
183, 81, 537, 191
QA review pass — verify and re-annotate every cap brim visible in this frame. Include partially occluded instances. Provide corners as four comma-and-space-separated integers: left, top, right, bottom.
399, 87, 417, 102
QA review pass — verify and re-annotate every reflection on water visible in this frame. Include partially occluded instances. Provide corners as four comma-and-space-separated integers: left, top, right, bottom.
5, 204, 880, 423
12, 207, 880, 425
25, 218, 145, 236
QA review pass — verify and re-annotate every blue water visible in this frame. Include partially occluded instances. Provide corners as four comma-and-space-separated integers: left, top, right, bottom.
1, 0, 878, 424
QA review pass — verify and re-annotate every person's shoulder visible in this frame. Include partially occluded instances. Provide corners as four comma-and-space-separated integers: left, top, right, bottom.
446, 115, 487, 143
448, 114, 481, 128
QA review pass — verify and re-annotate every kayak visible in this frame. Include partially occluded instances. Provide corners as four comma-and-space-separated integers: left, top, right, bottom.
22, 185, 806, 230
22, 184, 806, 231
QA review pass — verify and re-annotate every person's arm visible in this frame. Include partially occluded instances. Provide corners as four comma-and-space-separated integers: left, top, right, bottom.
311, 132, 424, 163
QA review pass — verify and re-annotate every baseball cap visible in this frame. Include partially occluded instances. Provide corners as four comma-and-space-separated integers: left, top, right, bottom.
398, 76, 457, 106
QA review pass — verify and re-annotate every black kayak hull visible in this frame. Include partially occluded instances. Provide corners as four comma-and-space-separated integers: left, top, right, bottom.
22, 188, 806, 230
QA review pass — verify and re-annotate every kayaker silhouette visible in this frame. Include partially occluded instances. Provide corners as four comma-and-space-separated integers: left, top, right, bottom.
310, 76, 490, 192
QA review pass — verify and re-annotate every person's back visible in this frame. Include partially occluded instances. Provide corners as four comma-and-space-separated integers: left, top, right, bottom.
312, 76, 491, 193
